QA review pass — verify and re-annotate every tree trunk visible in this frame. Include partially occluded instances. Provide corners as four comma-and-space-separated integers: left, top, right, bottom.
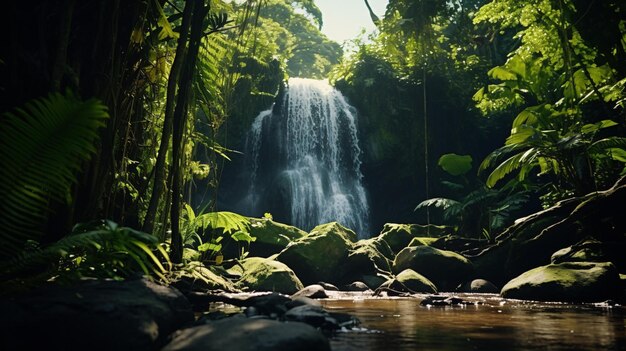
142, 0, 195, 234
170, 0, 209, 263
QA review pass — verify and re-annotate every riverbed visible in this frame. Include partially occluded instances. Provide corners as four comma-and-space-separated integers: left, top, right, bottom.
321, 293, 626, 351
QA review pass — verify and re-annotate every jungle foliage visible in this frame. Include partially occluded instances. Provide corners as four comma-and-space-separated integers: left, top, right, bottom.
0, 0, 338, 287
332, 0, 626, 236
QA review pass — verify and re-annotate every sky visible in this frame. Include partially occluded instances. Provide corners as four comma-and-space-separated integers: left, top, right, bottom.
314, 0, 388, 44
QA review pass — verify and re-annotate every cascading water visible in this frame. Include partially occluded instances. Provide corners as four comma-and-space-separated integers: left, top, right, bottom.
244, 78, 370, 238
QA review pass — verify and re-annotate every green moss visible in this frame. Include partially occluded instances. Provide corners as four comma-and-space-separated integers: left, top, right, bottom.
309, 222, 357, 243
394, 269, 438, 293
501, 262, 621, 302
248, 218, 308, 257
237, 257, 304, 294
174, 263, 236, 291
408, 237, 439, 247
393, 246, 474, 291
378, 223, 452, 254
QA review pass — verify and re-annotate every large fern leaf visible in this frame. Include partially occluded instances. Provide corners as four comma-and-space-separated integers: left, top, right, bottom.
0, 93, 109, 259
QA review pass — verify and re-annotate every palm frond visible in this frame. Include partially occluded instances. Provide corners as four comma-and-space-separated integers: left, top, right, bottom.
415, 197, 461, 211
588, 137, 626, 155
485, 148, 537, 188
0, 93, 109, 260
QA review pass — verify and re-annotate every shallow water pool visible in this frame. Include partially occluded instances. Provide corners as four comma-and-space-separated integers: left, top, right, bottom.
322, 293, 626, 351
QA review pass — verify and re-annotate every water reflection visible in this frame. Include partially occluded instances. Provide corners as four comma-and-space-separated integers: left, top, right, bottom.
322, 294, 626, 351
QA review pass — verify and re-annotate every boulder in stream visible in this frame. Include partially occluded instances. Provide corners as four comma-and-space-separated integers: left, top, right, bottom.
378, 223, 452, 254
247, 218, 308, 257
162, 317, 330, 351
236, 257, 304, 294
393, 245, 474, 291
379, 268, 438, 294
458, 279, 499, 293
276, 222, 354, 284
501, 261, 621, 302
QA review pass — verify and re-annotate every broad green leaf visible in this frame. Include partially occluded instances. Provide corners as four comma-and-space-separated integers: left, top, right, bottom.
438, 153, 473, 176
488, 66, 517, 81
609, 148, 626, 163
230, 230, 256, 243
505, 125, 535, 146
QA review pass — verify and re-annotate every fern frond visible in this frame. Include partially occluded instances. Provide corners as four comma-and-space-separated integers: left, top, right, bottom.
0, 93, 108, 260
194, 211, 250, 235
0, 222, 169, 282
485, 149, 537, 188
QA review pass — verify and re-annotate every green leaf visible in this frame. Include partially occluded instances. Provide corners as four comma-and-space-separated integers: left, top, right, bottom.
415, 198, 461, 211
437, 154, 473, 176
486, 149, 537, 188
195, 211, 250, 234
0, 93, 109, 260
488, 66, 517, 81
154, 0, 179, 40
608, 148, 626, 163
230, 230, 256, 243
505, 125, 535, 146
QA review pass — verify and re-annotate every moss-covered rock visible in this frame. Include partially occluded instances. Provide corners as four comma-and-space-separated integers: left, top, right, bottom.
248, 218, 308, 257
408, 237, 439, 247
309, 222, 358, 243
393, 246, 474, 291
458, 279, 499, 293
236, 257, 304, 294
172, 263, 237, 292
381, 269, 438, 294
342, 238, 392, 287
378, 223, 452, 254
501, 262, 621, 302
276, 222, 354, 285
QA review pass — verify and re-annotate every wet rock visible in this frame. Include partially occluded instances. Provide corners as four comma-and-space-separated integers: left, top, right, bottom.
162, 318, 330, 351
342, 239, 392, 285
284, 305, 329, 328
247, 218, 308, 257
458, 279, 499, 293
361, 274, 388, 290
378, 223, 452, 254
501, 261, 622, 302
379, 269, 437, 294
317, 281, 339, 290
0, 278, 193, 351
292, 284, 328, 299
418, 295, 471, 306
236, 257, 304, 294
171, 262, 237, 292
286, 296, 322, 309
344, 281, 371, 292
244, 292, 292, 316
276, 222, 354, 284
393, 245, 474, 291
431, 235, 484, 253
551, 238, 616, 265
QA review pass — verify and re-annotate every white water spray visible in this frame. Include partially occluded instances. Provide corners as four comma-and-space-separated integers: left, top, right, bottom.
245, 78, 370, 238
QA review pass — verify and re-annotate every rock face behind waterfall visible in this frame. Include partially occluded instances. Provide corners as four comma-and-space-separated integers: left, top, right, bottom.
243, 78, 370, 238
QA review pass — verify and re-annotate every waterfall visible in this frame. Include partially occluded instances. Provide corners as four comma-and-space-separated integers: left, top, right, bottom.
244, 78, 370, 238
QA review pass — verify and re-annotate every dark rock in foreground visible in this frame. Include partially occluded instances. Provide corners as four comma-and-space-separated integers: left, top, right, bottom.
0, 278, 193, 351
501, 261, 621, 302
162, 318, 330, 351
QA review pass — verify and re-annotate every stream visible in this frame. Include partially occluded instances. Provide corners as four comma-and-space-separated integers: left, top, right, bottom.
321, 293, 626, 351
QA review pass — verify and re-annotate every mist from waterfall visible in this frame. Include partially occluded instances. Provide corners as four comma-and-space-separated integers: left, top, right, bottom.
244, 78, 370, 238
